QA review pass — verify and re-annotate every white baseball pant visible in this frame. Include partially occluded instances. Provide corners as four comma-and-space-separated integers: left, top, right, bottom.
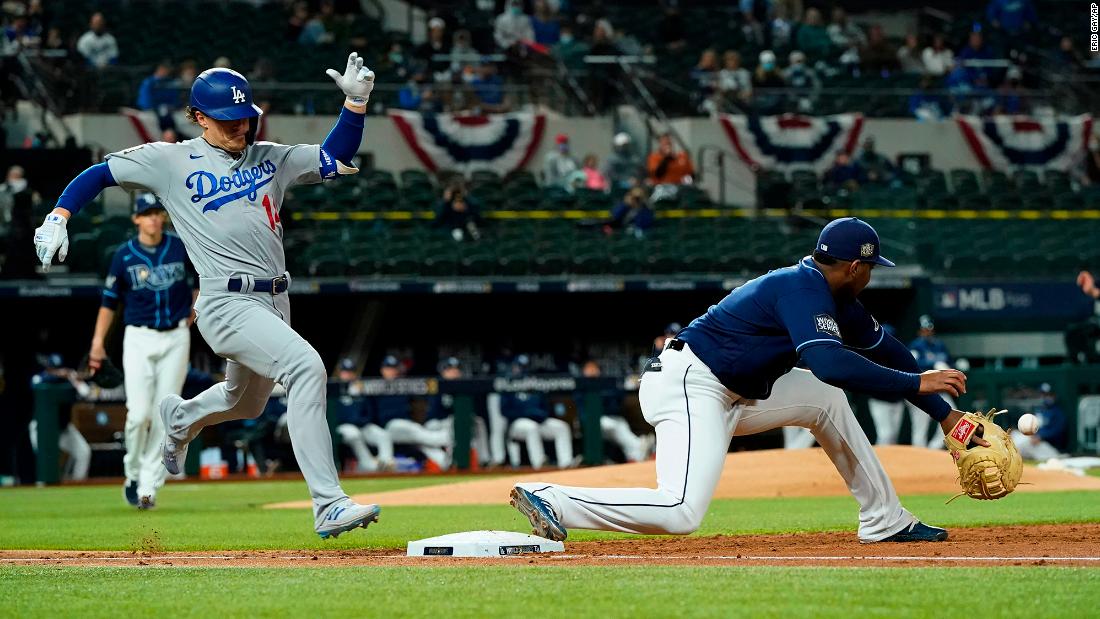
335, 423, 379, 472
123, 324, 189, 499
601, 415, 647, 462
386, 418, 451, 469
509, 417, 573, 469
29, 420, 91, 480
518, 341, 915, 541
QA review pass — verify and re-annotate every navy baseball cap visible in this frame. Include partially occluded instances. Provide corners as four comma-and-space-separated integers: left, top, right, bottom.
815, 217, 895, 267
338, 357, 356, 372
381, 355, 400, 368
664, 322, 682, 335
134, 193, 165, 216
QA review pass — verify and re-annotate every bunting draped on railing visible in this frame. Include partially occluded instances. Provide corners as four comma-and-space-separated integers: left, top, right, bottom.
389, 111, 546, 174
956, 114, 1093, 171
718, 113, 864, 170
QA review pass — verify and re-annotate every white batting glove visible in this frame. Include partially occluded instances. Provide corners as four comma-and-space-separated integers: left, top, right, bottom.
33, 212, 69, 272
325, 52, 375, 105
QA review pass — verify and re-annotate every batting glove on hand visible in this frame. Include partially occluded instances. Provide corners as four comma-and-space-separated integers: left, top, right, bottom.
326, 52, 375, 106
33, 212, 68, 272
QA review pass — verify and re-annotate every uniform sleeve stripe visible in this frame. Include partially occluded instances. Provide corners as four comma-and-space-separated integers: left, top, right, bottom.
795, 338, 841, 352
102, 290, 118, 298
848, 329, 886, 351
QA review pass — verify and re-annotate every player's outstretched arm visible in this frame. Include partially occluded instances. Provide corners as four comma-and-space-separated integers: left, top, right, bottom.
33, 163, 118, 271
319, 52, 374, 175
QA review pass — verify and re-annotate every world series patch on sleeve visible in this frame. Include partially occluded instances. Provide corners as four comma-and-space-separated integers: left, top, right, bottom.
944, 409, 1023, 502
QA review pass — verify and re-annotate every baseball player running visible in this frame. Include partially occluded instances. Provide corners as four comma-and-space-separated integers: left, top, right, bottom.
90, 194, 197, 509
512, 218, 985, 543
34, 54, 380, 539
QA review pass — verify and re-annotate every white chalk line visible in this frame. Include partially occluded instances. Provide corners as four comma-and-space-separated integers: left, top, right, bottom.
2, 554, 1098, 564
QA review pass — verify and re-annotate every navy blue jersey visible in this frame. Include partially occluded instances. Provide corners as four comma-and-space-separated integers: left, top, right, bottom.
369, 395, 412, 426
677, 257, 885, 399
909, 337, 951, 371
101, 233, 196, 328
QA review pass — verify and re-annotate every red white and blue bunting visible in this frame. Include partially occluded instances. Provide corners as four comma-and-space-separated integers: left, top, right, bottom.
956, 115, 1094, 171
718, 113, 863, 170
389, 111, 546, 174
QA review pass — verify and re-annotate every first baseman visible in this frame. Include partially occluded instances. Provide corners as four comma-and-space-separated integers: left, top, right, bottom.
513, 218, 983, 543
90, 194, 196, 509
35, 53, 380, 539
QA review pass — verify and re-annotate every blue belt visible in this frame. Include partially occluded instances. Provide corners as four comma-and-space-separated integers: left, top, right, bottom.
228, 275, 289, 295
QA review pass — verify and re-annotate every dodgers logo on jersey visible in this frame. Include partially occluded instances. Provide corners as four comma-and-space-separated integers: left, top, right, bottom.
186, 160, 277, 213
127, 262, 186, 291
814, 314, 842, 338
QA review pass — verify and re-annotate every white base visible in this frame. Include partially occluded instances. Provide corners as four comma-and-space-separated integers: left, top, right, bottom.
406, 530, 565, 557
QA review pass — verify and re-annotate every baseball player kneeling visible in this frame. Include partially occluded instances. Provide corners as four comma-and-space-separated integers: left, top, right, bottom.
35, 54, 381, 539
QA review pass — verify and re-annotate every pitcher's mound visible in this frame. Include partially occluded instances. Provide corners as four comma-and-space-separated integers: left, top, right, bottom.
266, 446, 1100, 509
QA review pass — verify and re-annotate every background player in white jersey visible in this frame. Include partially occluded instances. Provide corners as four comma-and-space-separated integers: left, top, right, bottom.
89, 194, 196, 509
34, 53, 380, 539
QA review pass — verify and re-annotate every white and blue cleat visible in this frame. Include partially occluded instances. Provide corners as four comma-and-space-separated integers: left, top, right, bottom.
510, 486, 568, 542
316, 500, 382, 540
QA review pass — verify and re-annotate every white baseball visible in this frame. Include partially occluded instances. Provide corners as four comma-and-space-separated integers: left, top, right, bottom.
1017, 413, 1039, 436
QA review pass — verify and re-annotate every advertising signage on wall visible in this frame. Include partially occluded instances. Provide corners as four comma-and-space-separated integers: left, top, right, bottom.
933, 283, 1094, 320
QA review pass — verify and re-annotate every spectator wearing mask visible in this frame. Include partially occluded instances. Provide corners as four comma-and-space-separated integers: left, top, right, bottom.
826, 7, 866, 51
435, 181, 483, 242
1012, 384, 1067, 460
370, 356, 452, 471
76, 12, 118, 68
416, 17, 452, 78
897, 33, 925, 73
718, 50, 753, 110
604, 187, 654, 238
581, 154, 609, 192
449, 29, 479, 76
552, 24, 589, 70
783, 50, 820, 112
499, 355, 573, 469
603, 132, 644, 191
646, 133, 694, 186
753, 50, 785, 113
285, 1, 310, 42
578, 359, 651, 463
530, 0, 561, 46
298, 1, 335, 45
986, 0, 1037, 37
823, 151, 864, 191
862, 24, 898, 74
333, 358, 388, 472
855, 137, 895, 185
494, 0, 534, 53
471, 63, 508, 112
544, 133, 579, 188
795, 7, 832, 60
0, 165, 38, 278
922, 33, 954, 76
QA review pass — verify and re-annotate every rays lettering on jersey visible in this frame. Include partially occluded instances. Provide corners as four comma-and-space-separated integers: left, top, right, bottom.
186, 160, 277, 213
127, 262, 186, 291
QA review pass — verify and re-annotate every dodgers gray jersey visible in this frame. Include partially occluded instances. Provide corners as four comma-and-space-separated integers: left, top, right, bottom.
105, 138, 324, 278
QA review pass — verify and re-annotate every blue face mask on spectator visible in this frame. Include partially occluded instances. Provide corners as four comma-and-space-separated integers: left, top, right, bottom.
762, 61, 775, 71
561, 34, 573, 43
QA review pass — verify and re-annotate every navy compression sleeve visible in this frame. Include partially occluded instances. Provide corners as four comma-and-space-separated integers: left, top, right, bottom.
320, 106, 365, 164
863, 333, 952, 422
56, 163, 118, 216
800, 342, 920, 397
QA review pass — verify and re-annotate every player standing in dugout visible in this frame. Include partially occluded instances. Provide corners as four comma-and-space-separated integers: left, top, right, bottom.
34, 53, 381, 540
89, 193, 197, 510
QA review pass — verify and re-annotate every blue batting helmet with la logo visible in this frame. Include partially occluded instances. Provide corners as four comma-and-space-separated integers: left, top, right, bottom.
189, 68, 263, 121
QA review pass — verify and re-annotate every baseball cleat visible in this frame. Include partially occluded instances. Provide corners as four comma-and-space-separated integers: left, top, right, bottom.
138, 495, 156, 510
868, 521, 948, 543
315, 501, 381, 540
159, 394, 187, 475
123, 480, 139, 507
510, 487, 567, 542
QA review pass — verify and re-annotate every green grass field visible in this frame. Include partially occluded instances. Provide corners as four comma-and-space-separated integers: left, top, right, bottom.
2, 478, 1098, 618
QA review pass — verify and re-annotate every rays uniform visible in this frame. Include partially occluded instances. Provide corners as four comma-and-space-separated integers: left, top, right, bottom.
103, 218, 196, 505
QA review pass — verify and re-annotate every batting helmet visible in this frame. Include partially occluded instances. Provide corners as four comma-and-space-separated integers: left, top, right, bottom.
189, 68, 263, 143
